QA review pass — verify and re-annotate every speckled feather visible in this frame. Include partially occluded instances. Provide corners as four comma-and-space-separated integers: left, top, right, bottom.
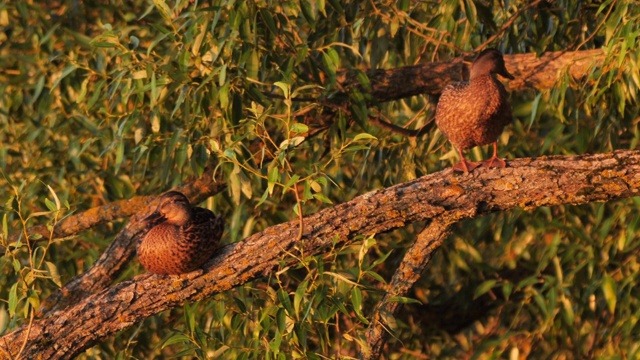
435, 48, 514, 172
436, 76, 512, 150
137, 192, 224, 275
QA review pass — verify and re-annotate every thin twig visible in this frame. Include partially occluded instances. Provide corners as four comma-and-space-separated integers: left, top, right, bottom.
475, 0, 545, 52
369, 110, 434, 138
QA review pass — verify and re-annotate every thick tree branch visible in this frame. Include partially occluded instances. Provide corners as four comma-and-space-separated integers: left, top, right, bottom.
340, 49, 603, 102
1, 150, 638, 359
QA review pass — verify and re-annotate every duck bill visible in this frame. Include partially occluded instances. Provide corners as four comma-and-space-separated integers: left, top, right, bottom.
500, 68, 515, 80
141, 211, 165, 227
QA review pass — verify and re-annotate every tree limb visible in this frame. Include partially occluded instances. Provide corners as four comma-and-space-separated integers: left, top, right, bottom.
340, 49, 604, 102
1, 150, 638, 359
362, 216, 458, 359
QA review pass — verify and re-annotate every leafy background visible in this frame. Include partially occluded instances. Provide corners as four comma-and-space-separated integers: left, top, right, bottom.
1, 0, 639, 358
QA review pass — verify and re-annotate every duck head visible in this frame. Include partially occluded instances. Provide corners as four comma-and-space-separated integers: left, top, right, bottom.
470, 48, 514, 81
142, 191, 192, 227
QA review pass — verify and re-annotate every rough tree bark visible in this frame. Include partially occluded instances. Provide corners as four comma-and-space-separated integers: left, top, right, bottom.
1, 150, 638, 359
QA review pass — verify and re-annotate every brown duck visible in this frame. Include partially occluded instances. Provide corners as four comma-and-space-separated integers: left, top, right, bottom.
137, 191, 224, 275
435, 48, 514, 173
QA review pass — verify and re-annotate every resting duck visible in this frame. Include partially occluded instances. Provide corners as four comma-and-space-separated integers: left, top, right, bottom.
137, 191, 224, 275
435, 48, 514, 173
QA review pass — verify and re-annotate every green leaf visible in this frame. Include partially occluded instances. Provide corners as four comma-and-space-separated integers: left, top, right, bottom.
385, 296, 422, 305
115, 141, 125, 173
293, 280, 308, 318
268, 166, 279, 195
0, 305, 8, 335
473, 279, 498, 300
283, 174, 300, 194
353, 133, 377, 142
276, 308, 286, 333
321, 49, 339, 84
369, 250, 393, 269
45, 261, 62, 287
152, 0, 174, 24
247, 50, 260, 79
51, 65, 77, 91
602, 275, 617, 314
502, 282, 513, 301
8, 283, 18, 317
44, 198, 57, 212
300, 0, 316, 27
2, 213, 8, 240
277, 289, 293, 316
162, 333, 192, 349
351, 287, 368, 323
46, 184, 61, 211
256, 188, 269, 207
27, 289, 40, 311
274, 81, 291, 99
561, 297, 575, 326
290, 123, 309, 134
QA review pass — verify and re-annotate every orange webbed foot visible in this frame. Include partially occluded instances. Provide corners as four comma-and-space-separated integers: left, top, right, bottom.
452, 160, 481, 173
481, 156, 507, 168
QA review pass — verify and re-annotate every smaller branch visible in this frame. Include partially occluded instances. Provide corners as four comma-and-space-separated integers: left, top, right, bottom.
475, 0, 545, 52
261, 91, 318, 103
369, 110, 434, 138
362, 212, 469, 359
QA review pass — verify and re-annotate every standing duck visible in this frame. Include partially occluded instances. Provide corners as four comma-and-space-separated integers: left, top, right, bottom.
137, 191, 224, 275
435, 48, 514, 173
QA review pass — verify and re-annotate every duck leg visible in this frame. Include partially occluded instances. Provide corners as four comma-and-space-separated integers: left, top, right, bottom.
452, 147, 480, 173
481, 142, 507, 168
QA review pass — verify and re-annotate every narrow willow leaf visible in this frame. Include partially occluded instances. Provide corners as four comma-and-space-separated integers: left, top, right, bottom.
267, 166, 279, 195
313, 193, 332, 204
283, 174, 300, 194
277, 289, 293, 316
293, 280, 308, 318
2, 213, 8, 240
152, 0, 174, 24
27, 289, 40, 311
46, 184, 61, 210
290, 123, 309, 134
385, 296, 422, 305
473, 279, 498, 300
0, 305, 8, 334
353, 133, 377, 142
274, 81, 290, 99
45, 261, 62, 287
8, 283, 18, 317
52, 65, 77, 91
44, 198, 57, 212
161, 334, 192, 349
602, 276, 617, 314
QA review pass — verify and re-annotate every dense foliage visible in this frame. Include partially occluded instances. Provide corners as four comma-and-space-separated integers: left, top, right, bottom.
1, 0, 639, 358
